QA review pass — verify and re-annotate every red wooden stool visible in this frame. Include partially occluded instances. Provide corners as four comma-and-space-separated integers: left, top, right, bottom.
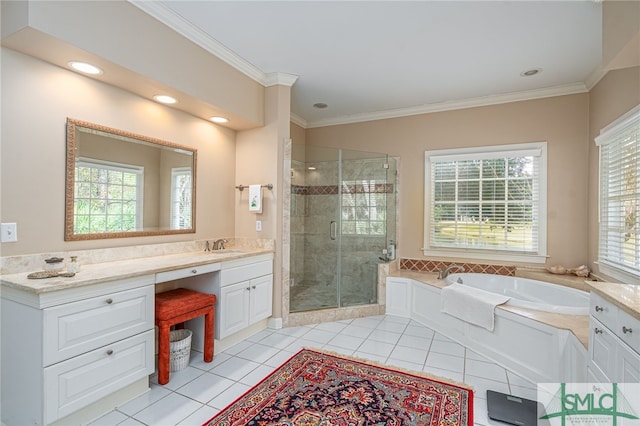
155, 288, 216, 385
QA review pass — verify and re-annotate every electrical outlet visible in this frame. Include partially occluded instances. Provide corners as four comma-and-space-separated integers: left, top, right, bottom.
1, 223, 18, 242
256, 220, 262, 231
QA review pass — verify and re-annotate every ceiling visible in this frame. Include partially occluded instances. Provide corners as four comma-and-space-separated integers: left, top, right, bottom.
137, 1, 602, 128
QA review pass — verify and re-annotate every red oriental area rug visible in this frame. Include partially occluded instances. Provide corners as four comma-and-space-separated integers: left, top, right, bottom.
203, 348, 473, 426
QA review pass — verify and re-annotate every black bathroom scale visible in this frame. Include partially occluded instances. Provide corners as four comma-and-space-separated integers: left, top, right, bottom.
486, 390, 549, 426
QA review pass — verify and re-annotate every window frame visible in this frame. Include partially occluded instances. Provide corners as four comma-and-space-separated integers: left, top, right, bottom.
74, 157, 144, 234
595, 104, 640, 285
423, 142, 548, 263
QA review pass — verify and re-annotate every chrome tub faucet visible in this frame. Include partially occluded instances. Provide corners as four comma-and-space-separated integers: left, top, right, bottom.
437, 264, 465, 279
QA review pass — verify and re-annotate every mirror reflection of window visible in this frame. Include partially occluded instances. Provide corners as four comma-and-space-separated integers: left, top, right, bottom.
74, 158, 144, 234
171, 167, 192, 229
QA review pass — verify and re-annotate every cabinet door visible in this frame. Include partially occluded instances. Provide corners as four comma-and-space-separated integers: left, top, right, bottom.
589, 319, 618, 380
250, 274, 273, 324
385, 278, 411, 317
618, 342, 640, 384
219, 281, 250, 339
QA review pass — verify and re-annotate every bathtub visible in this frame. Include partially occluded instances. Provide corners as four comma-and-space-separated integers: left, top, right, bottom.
386, 274, 590, 383
445, 273, 589, 315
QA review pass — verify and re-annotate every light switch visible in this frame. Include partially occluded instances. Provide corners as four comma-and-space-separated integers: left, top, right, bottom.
1, 223, 17, 242
256, 220, 262, 231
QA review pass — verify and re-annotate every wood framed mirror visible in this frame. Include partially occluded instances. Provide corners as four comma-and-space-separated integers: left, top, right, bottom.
65, 118, 197, 241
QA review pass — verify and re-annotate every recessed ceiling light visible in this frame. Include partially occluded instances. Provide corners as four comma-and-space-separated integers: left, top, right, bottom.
307, 166, 317, 170
153, 95, 177, 104
313, 103, 328, 109
68, 61, 103, 75
210, 116, 229, 124
521, 68, 542, 77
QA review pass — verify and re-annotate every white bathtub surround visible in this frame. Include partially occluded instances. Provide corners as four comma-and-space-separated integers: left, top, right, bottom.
387, 271, 590, 384
441, 283, 510, 331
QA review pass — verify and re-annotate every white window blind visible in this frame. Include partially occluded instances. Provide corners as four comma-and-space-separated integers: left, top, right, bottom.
171, 167, 193, 229
596, 105, 640, 280
424, 142, 547, 262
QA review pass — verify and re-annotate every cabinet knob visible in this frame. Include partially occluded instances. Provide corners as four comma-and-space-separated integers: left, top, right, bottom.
594, 327, 603, 334
191, 269, 198, 274
623, 326, 633, 334
595, 305, 604, 312
106, 298, 113, 304
106, 349, 114, 356
252, 286, 256, 290
246, 287, 251, 291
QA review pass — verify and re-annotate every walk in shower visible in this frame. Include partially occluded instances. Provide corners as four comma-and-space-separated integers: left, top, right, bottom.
289, 145, 397, 312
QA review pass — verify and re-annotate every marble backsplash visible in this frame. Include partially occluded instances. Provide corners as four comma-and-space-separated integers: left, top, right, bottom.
0, 238, 275, 275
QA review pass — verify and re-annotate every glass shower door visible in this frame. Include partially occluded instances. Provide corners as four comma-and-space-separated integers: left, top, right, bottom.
338, 151, 396, 307
289, 145, 396, 312
290, 146, 340, 311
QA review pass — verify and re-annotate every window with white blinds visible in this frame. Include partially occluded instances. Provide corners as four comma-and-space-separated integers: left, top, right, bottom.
171, 167, 193, 229
596, 105, 640, 282
424, 142, 547, 263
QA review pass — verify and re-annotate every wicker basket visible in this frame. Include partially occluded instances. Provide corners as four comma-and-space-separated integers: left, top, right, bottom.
169, 329, 192, 372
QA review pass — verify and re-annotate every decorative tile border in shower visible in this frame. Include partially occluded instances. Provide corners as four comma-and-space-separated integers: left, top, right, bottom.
291, 183, 394, 196
399, 258, 516, 276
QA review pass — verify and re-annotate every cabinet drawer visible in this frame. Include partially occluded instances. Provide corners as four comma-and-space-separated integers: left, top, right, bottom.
618, 308, 640, 354
44, 330, 154, 424
43, 286, 154, 366
221, 260, 273, 287
155, 262, 220, 283
590, 293, 617, 331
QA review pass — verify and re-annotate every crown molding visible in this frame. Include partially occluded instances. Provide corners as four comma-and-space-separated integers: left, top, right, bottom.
304, 82, 589, 129
265, 72, 299, 87
584, 64, 607, 90
129, 0, 267, 85
290, 113, 307, 128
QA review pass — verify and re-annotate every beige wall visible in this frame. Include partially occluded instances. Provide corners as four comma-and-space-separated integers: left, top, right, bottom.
0, 48, 237, 256
588, 66, 640, 276
306, 93, 591, 267
235, 84, 292, 318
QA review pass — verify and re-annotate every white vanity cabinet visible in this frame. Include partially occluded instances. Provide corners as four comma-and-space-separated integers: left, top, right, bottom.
588, 292, 640, 383
217, 254, 273, 339
1, 275, 155, 426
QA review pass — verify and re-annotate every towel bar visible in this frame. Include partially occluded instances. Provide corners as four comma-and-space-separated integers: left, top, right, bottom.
235, 184, 273, 191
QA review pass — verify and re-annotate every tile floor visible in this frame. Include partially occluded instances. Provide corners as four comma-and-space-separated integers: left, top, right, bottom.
89, 315, 538, 426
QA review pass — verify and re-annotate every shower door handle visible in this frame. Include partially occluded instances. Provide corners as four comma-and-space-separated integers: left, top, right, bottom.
330, 221, 336, 240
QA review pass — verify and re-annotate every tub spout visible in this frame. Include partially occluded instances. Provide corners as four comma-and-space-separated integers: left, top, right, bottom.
438, 264, 465, 279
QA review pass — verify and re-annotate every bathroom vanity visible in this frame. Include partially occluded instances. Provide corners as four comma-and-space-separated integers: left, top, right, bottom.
587, 282, 640, 383
1, 245, 274, 426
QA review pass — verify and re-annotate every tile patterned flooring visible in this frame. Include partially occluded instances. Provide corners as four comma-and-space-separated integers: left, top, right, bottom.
89, 315, 538, 426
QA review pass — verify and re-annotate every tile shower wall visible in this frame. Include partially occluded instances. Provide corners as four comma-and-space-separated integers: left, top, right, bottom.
290, 157, 396, 311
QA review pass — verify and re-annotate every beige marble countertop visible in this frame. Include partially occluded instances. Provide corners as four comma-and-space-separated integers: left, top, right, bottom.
389, 270, 590, 348
587, 281, 640, 321
1, 249, 273, 295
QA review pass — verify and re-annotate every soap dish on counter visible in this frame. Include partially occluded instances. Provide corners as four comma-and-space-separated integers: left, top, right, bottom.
27, 271, 76, 279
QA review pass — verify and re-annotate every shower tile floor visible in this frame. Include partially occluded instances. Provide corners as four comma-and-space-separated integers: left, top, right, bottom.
89, 315, 537, 426
289, 280, 376, 312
